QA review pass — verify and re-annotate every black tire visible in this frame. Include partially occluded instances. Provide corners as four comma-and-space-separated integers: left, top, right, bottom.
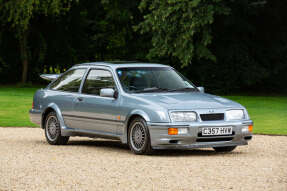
128, 117, 152, 155
213, 146, 237, 152
44, 111, 69, 145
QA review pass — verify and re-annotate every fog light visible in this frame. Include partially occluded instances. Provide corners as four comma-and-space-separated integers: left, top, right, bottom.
178, 128, 188, 134
242, 126, 249, 133
168, 128, 188, 135
168, 128, 178, 135
242, 125, 253, 133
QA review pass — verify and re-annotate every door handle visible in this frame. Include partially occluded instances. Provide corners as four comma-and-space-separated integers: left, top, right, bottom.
77, 97, 83, 102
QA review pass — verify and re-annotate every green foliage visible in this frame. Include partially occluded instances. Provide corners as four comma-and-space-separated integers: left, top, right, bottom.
136, 0, 230, 67
187, 0, 287, 92
0, 0, 75, 34
86, 0, 147, 60
0, 0, 286, 93
0, 0, 77, 83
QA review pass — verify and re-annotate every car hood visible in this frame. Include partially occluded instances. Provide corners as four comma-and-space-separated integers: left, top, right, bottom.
134, 92, 242, 110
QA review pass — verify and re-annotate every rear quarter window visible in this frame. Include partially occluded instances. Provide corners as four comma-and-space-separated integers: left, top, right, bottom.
50, 69, 86, 92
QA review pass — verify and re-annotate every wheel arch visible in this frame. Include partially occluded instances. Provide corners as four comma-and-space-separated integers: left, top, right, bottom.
41, 103, 65, 130
122, 110, 150, 144
41, 107, 54, 129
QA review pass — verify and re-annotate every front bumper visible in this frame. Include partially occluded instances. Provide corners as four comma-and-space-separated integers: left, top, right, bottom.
147, 120, 253, 150
29, 109, 42, 126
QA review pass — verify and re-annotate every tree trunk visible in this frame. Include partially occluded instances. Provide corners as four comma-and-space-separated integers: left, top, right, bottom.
19, 31, 28, 83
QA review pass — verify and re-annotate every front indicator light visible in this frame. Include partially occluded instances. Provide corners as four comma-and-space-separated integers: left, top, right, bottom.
242, 125, 253, 133
168, 128, 188, 135
248, 125, 253, 132
168, 128, 178, 135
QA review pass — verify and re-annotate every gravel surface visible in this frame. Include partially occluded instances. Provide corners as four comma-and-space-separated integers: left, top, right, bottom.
0, 127, 286, 191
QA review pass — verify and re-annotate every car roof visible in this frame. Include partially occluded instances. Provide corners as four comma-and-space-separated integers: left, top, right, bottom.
73, 61, 169, 69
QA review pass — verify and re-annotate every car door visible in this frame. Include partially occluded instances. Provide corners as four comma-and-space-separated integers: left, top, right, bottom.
71, 68, 121, 135
48, 68, 87, 129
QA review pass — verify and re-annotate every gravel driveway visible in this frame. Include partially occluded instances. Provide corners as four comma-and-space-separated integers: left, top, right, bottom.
0, 127, 286, 191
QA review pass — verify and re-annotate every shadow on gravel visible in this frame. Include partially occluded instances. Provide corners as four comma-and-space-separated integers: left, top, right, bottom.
66, 140, 242, 156
67, 139, 129, 150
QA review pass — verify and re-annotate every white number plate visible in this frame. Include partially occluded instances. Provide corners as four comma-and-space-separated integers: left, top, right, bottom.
202, 127, 233, 136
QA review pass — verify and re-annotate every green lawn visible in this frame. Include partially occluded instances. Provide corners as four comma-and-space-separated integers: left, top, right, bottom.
224, 96, 287, 135
0, 87, 286, 135
0, 87, 41, 127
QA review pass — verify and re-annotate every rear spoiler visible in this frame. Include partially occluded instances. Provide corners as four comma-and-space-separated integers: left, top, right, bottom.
40, 74, 61, 81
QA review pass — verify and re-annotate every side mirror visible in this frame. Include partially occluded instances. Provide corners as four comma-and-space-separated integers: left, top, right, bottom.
197, 86, 205, 93
100, 88, 118, 98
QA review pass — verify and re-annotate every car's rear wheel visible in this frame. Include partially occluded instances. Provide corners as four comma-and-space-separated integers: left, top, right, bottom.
213, 146, 237, 152
128, 117, 152, 155
44, 111, 69, 145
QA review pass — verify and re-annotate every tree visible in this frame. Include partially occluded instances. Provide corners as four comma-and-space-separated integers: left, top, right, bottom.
0, 0, 76, 83
136, 0, 230, 67
86, 0, 147, 61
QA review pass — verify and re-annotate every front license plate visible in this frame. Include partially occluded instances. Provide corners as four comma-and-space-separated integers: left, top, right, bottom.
202, 127, 233, 136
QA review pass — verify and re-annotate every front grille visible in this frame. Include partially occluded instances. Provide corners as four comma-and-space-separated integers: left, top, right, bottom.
200, 113, 224, 121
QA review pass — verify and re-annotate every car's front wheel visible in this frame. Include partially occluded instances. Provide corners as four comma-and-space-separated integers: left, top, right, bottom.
213, 146, 237, 152
44, 111, 69, 145
128, 117, 152, 155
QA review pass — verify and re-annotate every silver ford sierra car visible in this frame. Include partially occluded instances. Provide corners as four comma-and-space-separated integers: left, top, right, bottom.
29, 62, 253, 154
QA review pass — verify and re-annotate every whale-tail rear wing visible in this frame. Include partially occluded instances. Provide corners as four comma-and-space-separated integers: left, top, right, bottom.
40, 74, 61, 81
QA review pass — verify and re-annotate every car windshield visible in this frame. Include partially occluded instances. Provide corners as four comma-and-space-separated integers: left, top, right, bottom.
116, 67, 198, 93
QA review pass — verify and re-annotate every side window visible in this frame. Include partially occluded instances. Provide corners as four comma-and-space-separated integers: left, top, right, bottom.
82, 69, 115, 95
50, 69, 86, 92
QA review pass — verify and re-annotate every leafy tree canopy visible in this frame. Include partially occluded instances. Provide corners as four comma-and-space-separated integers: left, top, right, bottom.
136, 0, 230, 67
0, 0, 286, 94
0, 0, 75, 34
0, 0, 77, 83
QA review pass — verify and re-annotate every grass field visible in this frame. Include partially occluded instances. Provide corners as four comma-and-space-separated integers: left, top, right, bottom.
0, 87, 286, 135
225, 96, 287, 135
0, 87, 42, 127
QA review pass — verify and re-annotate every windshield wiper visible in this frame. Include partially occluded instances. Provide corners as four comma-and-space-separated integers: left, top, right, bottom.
133, 87, 169, 93
167, 87, 198, 92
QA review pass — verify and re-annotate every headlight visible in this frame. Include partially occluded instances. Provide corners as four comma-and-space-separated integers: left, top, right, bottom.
226, 109, 244, 120
170, 111, 197, 122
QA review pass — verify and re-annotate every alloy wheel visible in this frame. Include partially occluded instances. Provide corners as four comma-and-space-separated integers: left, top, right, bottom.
45, 115, 59, 141
130, 122, 146, 151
